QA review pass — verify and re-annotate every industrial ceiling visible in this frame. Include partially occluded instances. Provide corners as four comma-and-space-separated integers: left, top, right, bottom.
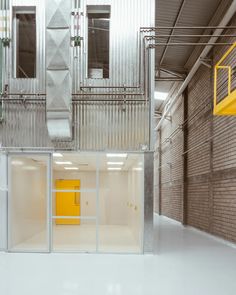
155, 0, 234, 109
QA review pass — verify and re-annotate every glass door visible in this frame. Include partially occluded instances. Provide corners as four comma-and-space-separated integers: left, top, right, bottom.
8, 153, 50, 252
0, 151, 7, 251
51, 153, 97, 252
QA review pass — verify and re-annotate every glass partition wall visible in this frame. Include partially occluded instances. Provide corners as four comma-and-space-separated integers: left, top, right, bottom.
8, 154, 50, 252
7, 152, 144, 253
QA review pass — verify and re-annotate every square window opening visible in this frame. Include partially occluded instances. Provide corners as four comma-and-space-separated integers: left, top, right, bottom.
87, 5, 110, 79
13, 6, 36, 79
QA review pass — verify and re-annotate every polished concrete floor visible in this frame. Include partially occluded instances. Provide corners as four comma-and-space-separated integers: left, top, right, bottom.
1, 215, 236, 295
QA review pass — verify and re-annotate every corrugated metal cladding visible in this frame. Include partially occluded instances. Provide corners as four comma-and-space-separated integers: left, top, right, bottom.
80, 0, 155, 88
0, 100, 149, 150
156, 16, 236, 244
2, 0, 155, 92
8, 0, 46, 94
0, 0, 154, 150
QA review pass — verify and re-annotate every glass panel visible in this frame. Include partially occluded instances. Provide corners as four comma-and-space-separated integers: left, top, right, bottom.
52, 218, 96, 252
0, 152, 7, 250
14, 7, 36, 78
88, 10, 110, 79
8, 155, 48, 252
52, 191, 96, 219
98, 153, 143, 253
52, 153, 97, 190
52, 152, 97, 252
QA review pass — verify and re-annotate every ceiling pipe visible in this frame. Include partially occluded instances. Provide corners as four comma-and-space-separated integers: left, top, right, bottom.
155, 0, 236, 131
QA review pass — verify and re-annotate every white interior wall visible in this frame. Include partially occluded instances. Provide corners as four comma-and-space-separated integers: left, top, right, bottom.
0, 153, 7, 250
10, 159, 47, 248
127, 168, 143, 243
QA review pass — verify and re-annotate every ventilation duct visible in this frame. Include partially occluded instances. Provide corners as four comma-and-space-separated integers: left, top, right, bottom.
46, 0, 72, 140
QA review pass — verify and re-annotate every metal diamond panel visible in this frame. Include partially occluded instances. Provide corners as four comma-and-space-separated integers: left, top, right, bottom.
47, 70, 71, 110
46, 0, 71, 28
46, 29, 70, 70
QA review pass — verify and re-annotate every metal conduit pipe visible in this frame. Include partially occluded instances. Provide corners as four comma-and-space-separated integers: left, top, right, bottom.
80, 86, 140, 89
140, 26, 236, 31
182, 122, 233, 156
2, 92, 144, 97
154, 0, 236, 132
145, 34, 236, 38
0, 97, 147, 102
160, 100, 212, 146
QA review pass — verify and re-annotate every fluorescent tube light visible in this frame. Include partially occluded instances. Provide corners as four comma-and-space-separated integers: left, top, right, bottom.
108, 167, 122, 171
107, 162, 124, 165
133, 167, 143, 171
53, 153, 63, 157
55, 161, 72, 165
22, 166, 38, 171
11, 160, 24, 166
154, 91, 168, 101
106, 153, 127, 158
64, 167, 79, 170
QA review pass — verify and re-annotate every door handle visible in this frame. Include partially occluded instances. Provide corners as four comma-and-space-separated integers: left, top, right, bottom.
74, 186, 80, 205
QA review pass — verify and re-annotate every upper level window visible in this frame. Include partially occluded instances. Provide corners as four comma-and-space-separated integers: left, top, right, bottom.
87, 5, 110, 79
13, 7, 36, 78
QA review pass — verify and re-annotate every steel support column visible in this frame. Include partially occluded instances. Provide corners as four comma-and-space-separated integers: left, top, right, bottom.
143, 152, 154, 253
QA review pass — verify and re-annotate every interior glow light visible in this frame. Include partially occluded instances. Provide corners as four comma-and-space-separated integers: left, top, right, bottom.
106, 153, 127, 158
11, 160, 24, 166
64, 167, 79, 170
154, 91, 168, 101
22, 166, 38, 171
55, 161, 72, 165
53, 153, 63, 157
108, 167, 122, 171
107, 162, 124, 165
133, 167, 143, 171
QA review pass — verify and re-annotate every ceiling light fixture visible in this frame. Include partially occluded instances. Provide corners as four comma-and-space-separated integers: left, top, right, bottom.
107, 162, 124, 165
53, 153, 63, 158
106, 153, 127, 158
11, 160, 24, 166
64, 167, 79, 170
22, 166, 38, 171
55, 161, 72, 165
108, 167, 122, 171
133, 167, 143, 171
154, 91, 169, 101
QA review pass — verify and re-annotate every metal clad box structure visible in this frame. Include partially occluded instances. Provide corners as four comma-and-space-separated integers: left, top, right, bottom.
0, 0, 155, 150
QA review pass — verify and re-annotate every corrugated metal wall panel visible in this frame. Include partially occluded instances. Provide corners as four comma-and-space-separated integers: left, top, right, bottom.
80, 0, 155, 88
8, 0, 46, 94
0, 100, 149, 150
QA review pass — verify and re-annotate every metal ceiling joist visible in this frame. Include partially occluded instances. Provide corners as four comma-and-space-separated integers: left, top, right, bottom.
158, 0, 187, 67
155, 0, 236, 131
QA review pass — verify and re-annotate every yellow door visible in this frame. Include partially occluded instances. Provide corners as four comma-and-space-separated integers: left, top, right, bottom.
55, 179, 81, 225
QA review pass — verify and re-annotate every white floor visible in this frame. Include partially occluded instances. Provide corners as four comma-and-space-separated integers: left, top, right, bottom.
11, 224, 141, 253
1, 215, 236, 295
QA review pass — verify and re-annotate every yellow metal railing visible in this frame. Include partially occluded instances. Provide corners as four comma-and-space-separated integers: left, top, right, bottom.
214, 42, 236, 115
